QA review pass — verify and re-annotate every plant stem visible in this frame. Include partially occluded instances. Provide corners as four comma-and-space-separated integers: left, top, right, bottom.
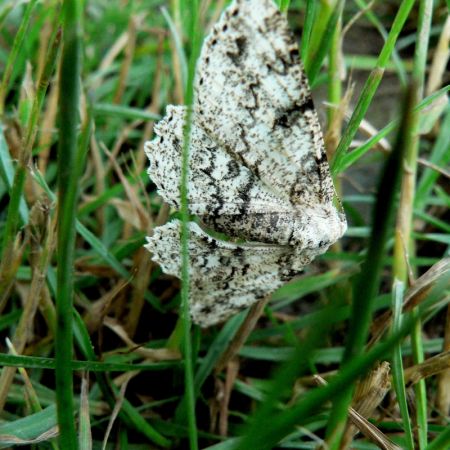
0, 0, 38, 117
179, 0, 202, 448
393, 1, 433, 447
331, 0, 415, 174
325, 83, 417, 449
55, 0, 83, 448
300, 0, 317, 64
391, 280, 415, 450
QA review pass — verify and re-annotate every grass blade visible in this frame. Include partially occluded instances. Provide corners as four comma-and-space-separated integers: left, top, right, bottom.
55, 0, 83, 447
234, 302, 344, 450
393, 2, 434, 446
178, 0, 202, 448
426, 426, 450, 450
338, 87, 450, 173
300, 0, 317, 64
353, 0, 408, 86
0, 125, 28, 224
306, 0, 344, 85
0, 0, 39, 116
325, 83, 417, 448
415, 105, 450, 211
331, 0, 415, 174
92, 103, 161, 121
278, 0, 291, 12
234, 311, 419, 450
391, 280, 415, 450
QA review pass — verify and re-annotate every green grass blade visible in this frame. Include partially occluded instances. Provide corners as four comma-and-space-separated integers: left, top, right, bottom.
415, 105, 450, 211
426, 425, 450, 450
55, 0, 83, 447
234, 302, 343, 450
0, 404, 57, 446
354, 0, 408, 86
278, 0, 291, 12
178, 0, 202, 448
161, 6, 188, 90
393, 1, 434, 445
300, 0, 317, 64
391, 280, 415, 450
92, 103, 161, 121
306, 0, 344, 85
325, 84, 417, 448
234, 312, 419, 450
0, 0, 38, 116
338, 87, 450, 173
175, 312, 246, 420
331, 0, 415, 174
0, 352, 179, 372
412, 308, 428, 449
0, 124, 28, 224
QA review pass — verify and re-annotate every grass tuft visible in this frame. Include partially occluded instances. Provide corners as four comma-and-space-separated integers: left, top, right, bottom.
0, 1, 448, 448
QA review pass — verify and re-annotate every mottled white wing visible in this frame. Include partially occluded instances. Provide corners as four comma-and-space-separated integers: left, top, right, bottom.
194, 0, 335, 207
145, 105, 345, 249
146, 220, 309, 327
145, 105, 288, 217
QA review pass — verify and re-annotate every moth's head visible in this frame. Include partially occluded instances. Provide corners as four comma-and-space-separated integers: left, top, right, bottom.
291, 203, 347, 254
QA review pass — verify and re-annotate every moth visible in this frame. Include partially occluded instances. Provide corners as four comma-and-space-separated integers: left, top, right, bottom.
145, 0, 347, 327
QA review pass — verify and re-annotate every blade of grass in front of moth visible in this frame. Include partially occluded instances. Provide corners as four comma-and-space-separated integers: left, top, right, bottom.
0, 0, 38, 116
393, 1, 433, 446
325, 84, 417, 449
55, 0, 83, 447
331, 0, 415, 174
179, 0, 202, 448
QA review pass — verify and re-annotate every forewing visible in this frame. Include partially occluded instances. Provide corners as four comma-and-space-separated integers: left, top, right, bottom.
194, 0, 335, 207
